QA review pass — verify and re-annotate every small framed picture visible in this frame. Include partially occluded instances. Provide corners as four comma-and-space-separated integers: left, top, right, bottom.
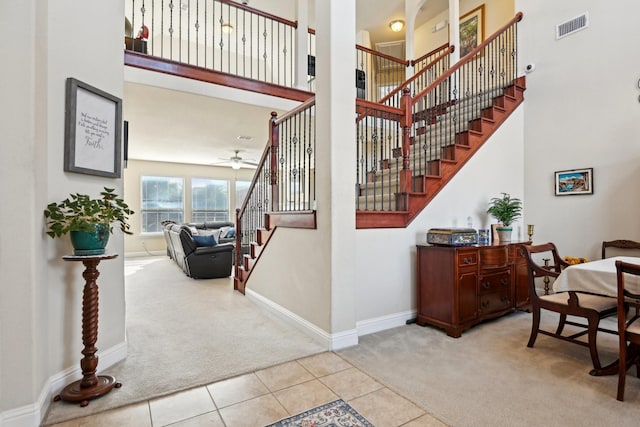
554, 168, 593, 196
64, 77, 122, 178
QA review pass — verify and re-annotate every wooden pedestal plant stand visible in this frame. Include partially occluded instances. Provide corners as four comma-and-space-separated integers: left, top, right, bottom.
54, 254, 121, 407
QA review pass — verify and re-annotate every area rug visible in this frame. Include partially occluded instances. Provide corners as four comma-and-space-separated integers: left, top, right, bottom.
267, 399, 374, 427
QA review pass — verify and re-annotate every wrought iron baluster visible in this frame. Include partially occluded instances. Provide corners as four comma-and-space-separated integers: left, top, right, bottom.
233, 7, 238, 75
226, 4, 231, 74
187, 0, 191, 64
195, 0, 199, 66
169, 0, 174, 59
150, 0, 154, 56
263, 18, 268, 83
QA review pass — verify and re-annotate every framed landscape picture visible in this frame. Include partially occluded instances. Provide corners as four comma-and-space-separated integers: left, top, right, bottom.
554, 168, 594, 196
459, 4, 485, 57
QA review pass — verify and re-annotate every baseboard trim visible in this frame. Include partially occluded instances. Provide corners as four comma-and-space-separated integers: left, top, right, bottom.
356, 309, 417, 336
245, 289, 359, 351
0, 341, 127, 427
245, 289, 331, 348
125, 251, 166, 258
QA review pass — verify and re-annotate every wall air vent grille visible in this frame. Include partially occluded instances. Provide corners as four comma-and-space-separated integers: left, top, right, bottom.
556, 12, 589, 40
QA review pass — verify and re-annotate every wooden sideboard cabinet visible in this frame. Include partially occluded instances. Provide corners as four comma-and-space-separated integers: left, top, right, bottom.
416, 242, 530, 337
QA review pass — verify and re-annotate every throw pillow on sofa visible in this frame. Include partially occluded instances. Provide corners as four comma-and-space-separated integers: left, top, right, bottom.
192, 234, 217, 247
219, 226, 231, 239
226, 227, 235, 238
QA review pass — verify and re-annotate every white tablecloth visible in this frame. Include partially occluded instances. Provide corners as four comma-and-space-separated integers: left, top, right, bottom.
553, 256, 640, 297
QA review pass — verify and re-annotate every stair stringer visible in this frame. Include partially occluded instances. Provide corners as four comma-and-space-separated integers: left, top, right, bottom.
356, 76, 526, 229
234, 211, 317, 294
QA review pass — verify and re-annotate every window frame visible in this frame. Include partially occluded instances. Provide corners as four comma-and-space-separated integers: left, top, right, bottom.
140, 175, 185, 235
191, 177, 230, 223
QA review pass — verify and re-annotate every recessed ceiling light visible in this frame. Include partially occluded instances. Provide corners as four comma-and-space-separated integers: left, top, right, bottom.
237, 135, 253, 141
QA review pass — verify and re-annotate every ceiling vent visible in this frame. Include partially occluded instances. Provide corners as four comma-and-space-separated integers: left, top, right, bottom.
556, 12, 589, 40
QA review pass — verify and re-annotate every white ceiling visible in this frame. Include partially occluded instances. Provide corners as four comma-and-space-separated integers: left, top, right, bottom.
123, 0, 449, 168
123, 82, 281, 168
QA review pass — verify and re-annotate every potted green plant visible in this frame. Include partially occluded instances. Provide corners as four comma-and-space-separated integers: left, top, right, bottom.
44, 187, 134, 255
486, 192, 522, 243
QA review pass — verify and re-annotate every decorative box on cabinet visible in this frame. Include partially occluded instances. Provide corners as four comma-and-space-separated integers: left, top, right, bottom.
416, 242, 530, 338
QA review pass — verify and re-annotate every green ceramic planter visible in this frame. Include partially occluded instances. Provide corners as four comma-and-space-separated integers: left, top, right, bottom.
496, 226, 513, 243
70, 224, 110, 256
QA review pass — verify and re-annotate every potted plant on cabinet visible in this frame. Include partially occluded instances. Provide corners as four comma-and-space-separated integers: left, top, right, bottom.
44, 187, 134, 255
486, 192, 522, 243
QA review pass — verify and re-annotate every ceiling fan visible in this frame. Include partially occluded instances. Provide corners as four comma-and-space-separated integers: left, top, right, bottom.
212, 150, 259, 170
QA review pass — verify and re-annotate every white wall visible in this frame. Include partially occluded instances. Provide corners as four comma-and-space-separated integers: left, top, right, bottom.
516, 0, 640, 258
1, 1, 124, 424
248, 0, 357, 348
0, 0, 44, 415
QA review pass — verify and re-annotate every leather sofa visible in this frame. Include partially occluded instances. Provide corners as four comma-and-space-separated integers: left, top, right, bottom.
164, 224, 233, 279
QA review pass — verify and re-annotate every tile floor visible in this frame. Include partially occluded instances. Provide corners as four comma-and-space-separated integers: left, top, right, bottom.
49, 352, 446, 427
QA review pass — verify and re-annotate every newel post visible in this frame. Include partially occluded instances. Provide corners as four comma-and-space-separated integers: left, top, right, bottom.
269, 111, 280, 211
399, 87, 413, 195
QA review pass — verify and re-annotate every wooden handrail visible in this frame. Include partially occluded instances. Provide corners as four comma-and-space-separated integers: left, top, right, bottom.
355, 98, 404, 117
273, 96, 316, 126
411, 43, 451, 66
356, 44, 410, 67
413, 12, 523, 103
218, 0, 298, 28
411, 12, 524, 105
236, 140, 273, 220
378, 45, 455, 105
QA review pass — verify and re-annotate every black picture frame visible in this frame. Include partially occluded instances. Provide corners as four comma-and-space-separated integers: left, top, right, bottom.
554, 168, 594, 196
64, 77, 122, 178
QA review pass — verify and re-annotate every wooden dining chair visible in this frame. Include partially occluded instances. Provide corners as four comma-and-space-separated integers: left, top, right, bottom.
602, 239, 640, 259
614, 260, 640, 401
523, 243, 618, 371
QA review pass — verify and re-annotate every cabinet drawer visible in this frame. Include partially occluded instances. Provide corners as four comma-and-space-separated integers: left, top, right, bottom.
457, 251, 478, 267
479, 246, 508, 269
479, 269, 511, 293
479, 290, 512, 315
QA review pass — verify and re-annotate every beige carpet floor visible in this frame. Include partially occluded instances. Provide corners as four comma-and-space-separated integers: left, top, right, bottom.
338, 312, 640, 427
44, 255, 640, 426
43, 256, 325, 425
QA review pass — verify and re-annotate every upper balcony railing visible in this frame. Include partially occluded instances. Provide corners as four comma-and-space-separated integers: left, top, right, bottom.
125, 1, 452, 105
126, 0, 298, 87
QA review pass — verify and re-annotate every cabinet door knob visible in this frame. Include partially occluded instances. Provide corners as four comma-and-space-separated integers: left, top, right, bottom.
464, 257, 473, 264
501, 278, 509, 286
482, 282, 491, 289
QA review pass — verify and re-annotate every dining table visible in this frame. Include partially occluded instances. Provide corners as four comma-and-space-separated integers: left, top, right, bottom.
553, 256, 640, 297
552, 255, 640, 376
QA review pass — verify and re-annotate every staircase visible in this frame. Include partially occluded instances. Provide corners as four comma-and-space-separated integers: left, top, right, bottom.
356, 76, 526, 229
356, 12, 524, 228
234, 12, 525, 292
